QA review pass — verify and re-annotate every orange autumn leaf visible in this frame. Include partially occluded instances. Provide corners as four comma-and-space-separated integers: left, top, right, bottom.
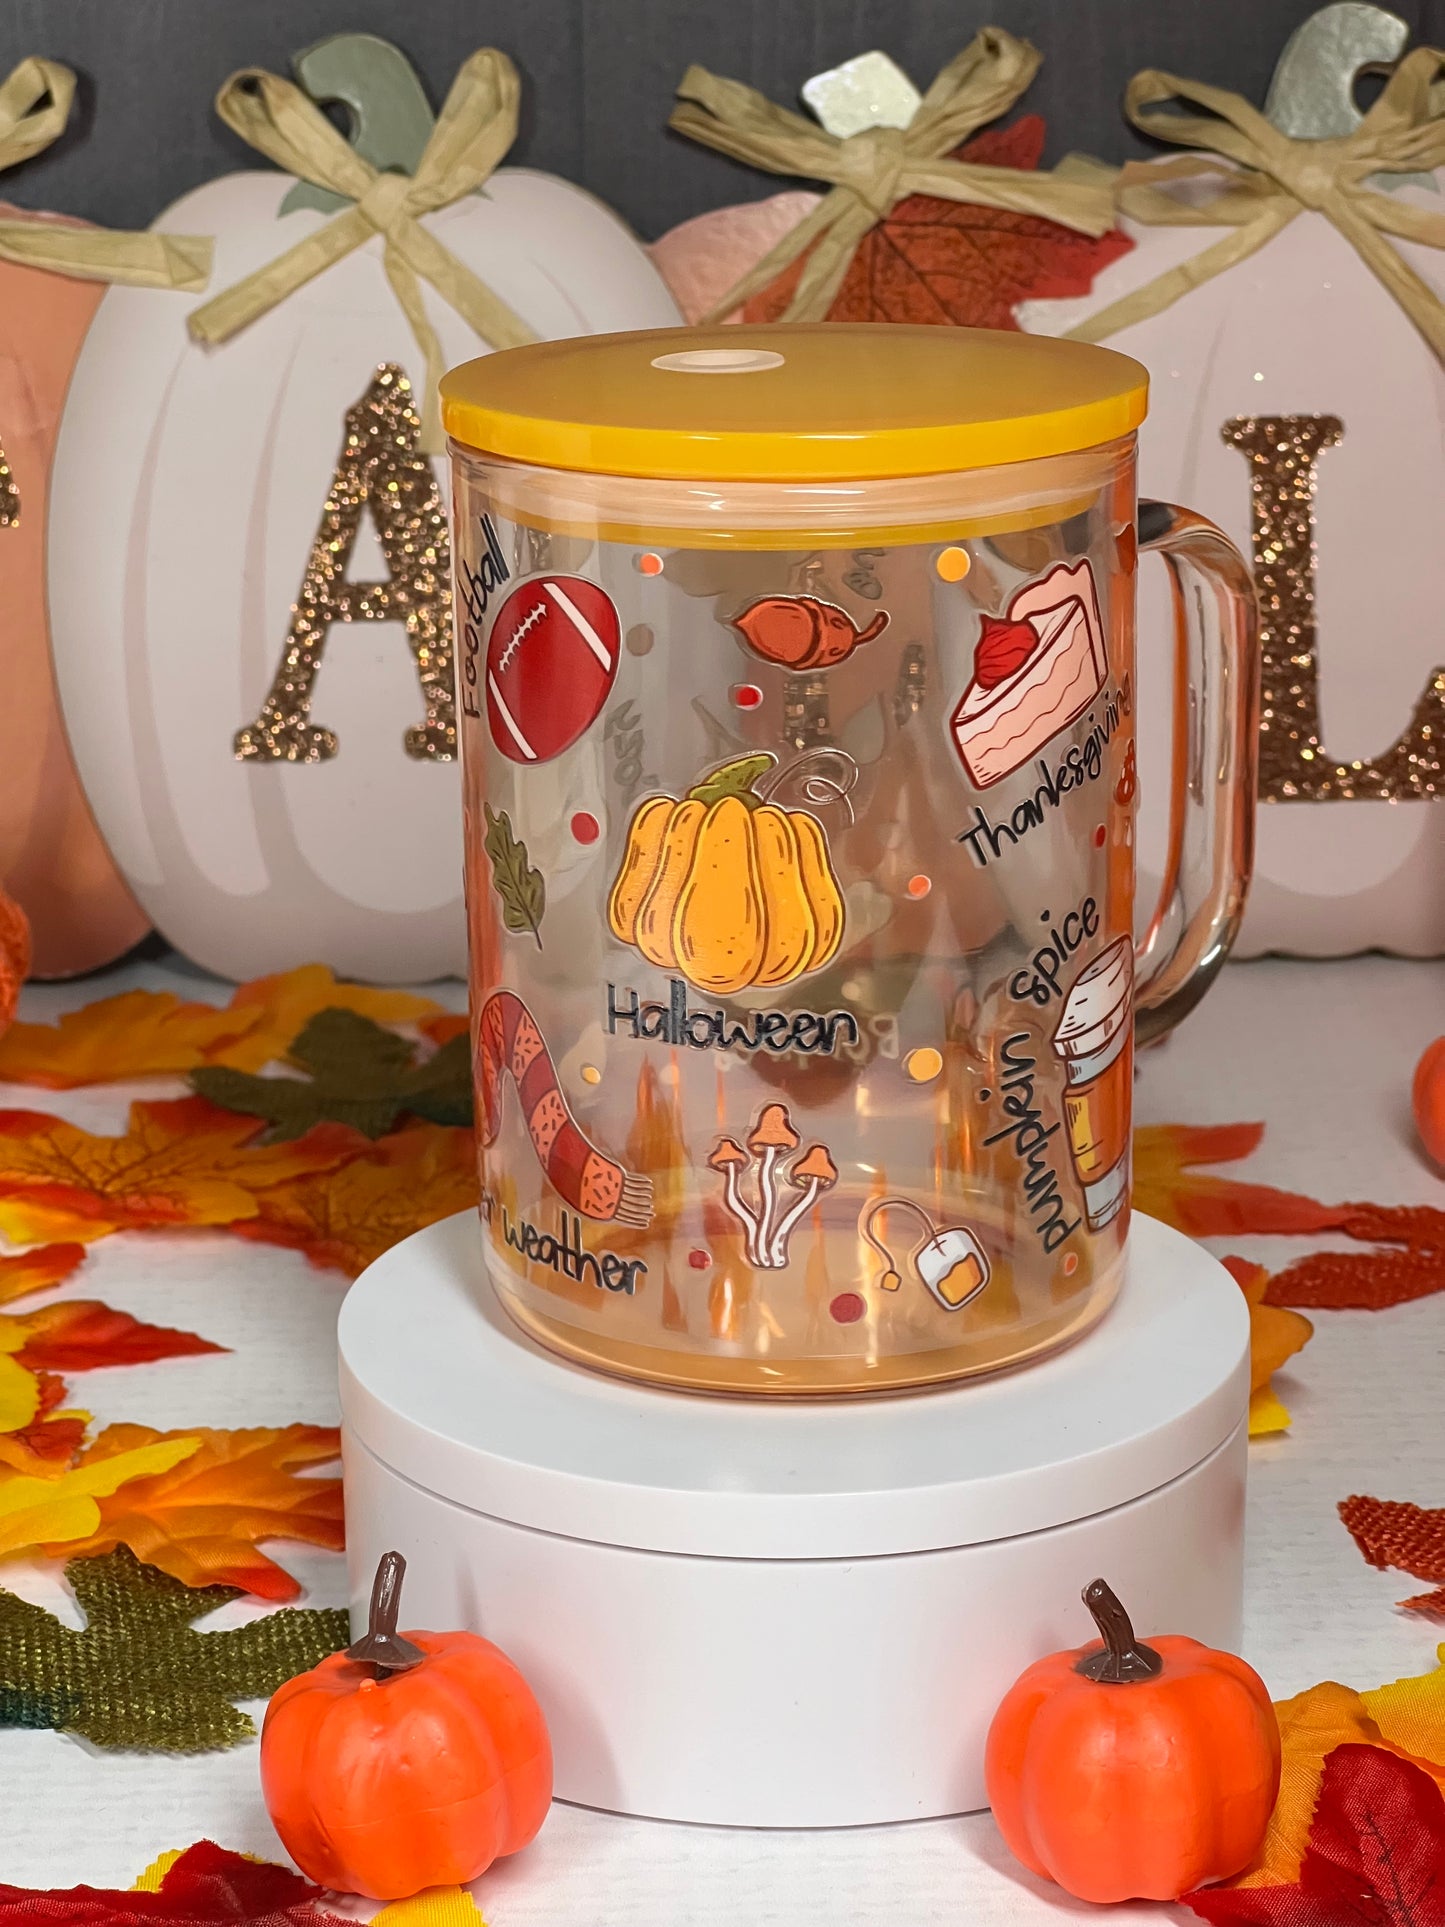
1132, 1122, 1346, 1240
0, 1095, 363, 1244
1222, 1256, 1312, 1437
1263, 1203, 1445, 1311
0, 1243, 86, 1305
0, 1372, 87, 1474
12, 1299, 225, 1372
0, 991, 261, 1089
419, 1011, 469, 1047
216, 966, 444, 1072
50, 1422, 345, 1601
234, 1123, 477, 1278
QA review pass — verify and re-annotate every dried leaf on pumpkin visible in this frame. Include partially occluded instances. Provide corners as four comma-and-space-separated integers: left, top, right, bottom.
1225, 1650, 1445, 1890
0, 1434, 200, 1559
1222, 1257, 1312, 1437
1340, 1497, 1445, 1615
1184, 1743, 1445, 1923
48, 1423, 344, 1603
0, 1838, 344, 1926
744, 117, 1133, 329
1264, 1202, 1445, 1311
0, 1095, 362, 1244
0, 1545, 349, 1751
1132, 1121, 1345, 1241
0, 1243, 86, 1306
191, 1009, 470, 1141
233, 1122, 478, 1278
216, 965, 444, 1072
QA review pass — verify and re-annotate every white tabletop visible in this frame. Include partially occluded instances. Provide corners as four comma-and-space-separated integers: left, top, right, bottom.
2, 951, 1442, 1924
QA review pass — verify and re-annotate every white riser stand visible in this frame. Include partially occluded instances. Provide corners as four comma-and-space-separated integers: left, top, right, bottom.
339, 1211, 1250, 1829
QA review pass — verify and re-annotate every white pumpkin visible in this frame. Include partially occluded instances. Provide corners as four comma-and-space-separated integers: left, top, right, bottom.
48, 57, 680, 983
1021, 7, 1445, 957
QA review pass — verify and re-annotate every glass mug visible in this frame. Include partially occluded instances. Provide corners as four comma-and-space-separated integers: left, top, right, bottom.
441, 326, 1257, 1396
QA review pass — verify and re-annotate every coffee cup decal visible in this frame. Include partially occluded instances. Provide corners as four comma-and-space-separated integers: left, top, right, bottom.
1051, 936, 1134, 1232
861, 1198, 991, 1312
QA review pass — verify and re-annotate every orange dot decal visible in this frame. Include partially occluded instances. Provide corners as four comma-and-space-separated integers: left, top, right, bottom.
637, 551, 665, 576
580, 1064, 602, 1086
906, 874, 932, 899
936, 546, 971, 582
905, 1047, 943, 1082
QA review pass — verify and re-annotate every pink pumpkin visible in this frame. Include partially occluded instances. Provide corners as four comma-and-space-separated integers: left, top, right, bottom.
0, 203, 148, 976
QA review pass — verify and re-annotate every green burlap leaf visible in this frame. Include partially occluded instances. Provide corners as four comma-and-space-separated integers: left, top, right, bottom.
0, 1545, 349, 1751
189, 1006, 472, 1141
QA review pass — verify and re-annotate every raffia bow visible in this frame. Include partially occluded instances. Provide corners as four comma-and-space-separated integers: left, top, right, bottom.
188, 50, 539, 451
670, 28, 1118, 325
0, 57, 210, 289
1070, 47, 1445, 357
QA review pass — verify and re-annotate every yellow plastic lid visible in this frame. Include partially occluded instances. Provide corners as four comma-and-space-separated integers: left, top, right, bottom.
440, 324, 1147, 482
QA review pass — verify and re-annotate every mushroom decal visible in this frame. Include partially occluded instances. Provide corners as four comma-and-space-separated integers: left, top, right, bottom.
708, 1103, 839, 1268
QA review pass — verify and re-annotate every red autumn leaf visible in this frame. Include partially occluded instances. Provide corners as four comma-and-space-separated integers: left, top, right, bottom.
1340, 1495, 1445, 1619
13, 1300, 225, 1373
745, 116, 1133, 329
0, 1244, 87, 1307
1133, 1121, 1348, 1241
1265, 1204, 1445, 1310
0, 1839, 341, 1927
1184, 1743, 1445, 1923
0, 1371, 87, 1473
1402, 1590, 1445, 1620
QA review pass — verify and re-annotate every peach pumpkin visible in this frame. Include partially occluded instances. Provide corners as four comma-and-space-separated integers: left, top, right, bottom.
0, 203, 148, 976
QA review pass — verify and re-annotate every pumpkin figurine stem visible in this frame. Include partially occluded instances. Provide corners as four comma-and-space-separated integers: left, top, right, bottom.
345, 1551, 427, 1679
1075, 1578, 1164, 1684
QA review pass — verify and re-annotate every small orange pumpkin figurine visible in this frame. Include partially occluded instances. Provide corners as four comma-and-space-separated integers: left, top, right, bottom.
1413, 1036, 1445, 1170
260, 1551, 552, 1899
985, 1578, 1280, 1903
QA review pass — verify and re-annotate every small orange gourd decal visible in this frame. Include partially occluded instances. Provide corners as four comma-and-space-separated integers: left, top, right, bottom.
985, 1578, 1280, 1904
260, 1551, 552, 1900
731, 595, 888, 669
607, 754, 845, 995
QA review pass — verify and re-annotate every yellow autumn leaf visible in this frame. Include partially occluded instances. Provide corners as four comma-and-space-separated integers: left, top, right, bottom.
217, 966, 445, 1072
0, 1435, 200, 1558
0, 1319, 40, 1433
1361, 1642, 1445, 1768
1224, 1257, 1313, 1436
374, 1888, 489, 1927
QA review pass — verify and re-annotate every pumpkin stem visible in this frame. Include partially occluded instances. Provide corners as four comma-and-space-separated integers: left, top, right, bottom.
345, 1550, 427, 1680
1075, 1578, 1164, 1684
686, 753, 775, 811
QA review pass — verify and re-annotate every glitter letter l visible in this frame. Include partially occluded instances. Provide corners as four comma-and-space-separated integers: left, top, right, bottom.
1222, 415, 1444, 802
235, 364, 455, 764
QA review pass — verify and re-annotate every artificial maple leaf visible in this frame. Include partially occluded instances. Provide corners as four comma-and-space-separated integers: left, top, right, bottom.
1341, 1496, 1445, 1614
0, 1243, 86, 1306
1184, 1743, 1445, 1923
1223, 1257, 1313, 1437
0, 1839, 344, 1926
373, 1891, 488, 1927
0, 1545, 348, 1751
0, 1434, 200, 1559
216, 965, 444, 1072
10, 1299, 224, 1372
0, 1372, 87, 1475
1132, 1121, 1346, 1241
0, 991, 261, 1090
52, 1422, 344, 1601
191, 1009, 470, 1142
745, 117, 1133, 330
234, 1122, 478, 1278
1265, 1203, 1445, 1310
420, 1010, 470, 1046
0, 1095, 362, 1244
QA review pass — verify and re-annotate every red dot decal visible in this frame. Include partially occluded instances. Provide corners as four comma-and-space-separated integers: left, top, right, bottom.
830, 1292, 866, 1324
731, 683, 764, 710
571, 812, 600, 845
688, 1248, 711, 1270
1093, 823, 1107, 848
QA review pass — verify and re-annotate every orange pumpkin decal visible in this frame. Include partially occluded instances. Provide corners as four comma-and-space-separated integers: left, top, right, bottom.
984, 1578, 1280, 1904
730, 595, 888, 669
260, 1551, 552, 1900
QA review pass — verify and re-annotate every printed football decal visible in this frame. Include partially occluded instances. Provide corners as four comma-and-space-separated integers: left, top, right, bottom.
485, 576, 621, 764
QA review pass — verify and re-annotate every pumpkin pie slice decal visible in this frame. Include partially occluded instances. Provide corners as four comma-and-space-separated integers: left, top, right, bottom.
949, 560, 1108, 789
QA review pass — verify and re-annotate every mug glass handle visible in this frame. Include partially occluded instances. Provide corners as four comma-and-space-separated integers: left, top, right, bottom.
1134, 500, 1260, 1048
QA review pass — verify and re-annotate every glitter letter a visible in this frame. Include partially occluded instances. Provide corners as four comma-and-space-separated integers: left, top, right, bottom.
234, 365, 454, 764
1222, 416, 1444, 802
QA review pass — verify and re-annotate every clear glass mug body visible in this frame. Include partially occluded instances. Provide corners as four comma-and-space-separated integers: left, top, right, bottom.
450, 438, 1255, 1395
